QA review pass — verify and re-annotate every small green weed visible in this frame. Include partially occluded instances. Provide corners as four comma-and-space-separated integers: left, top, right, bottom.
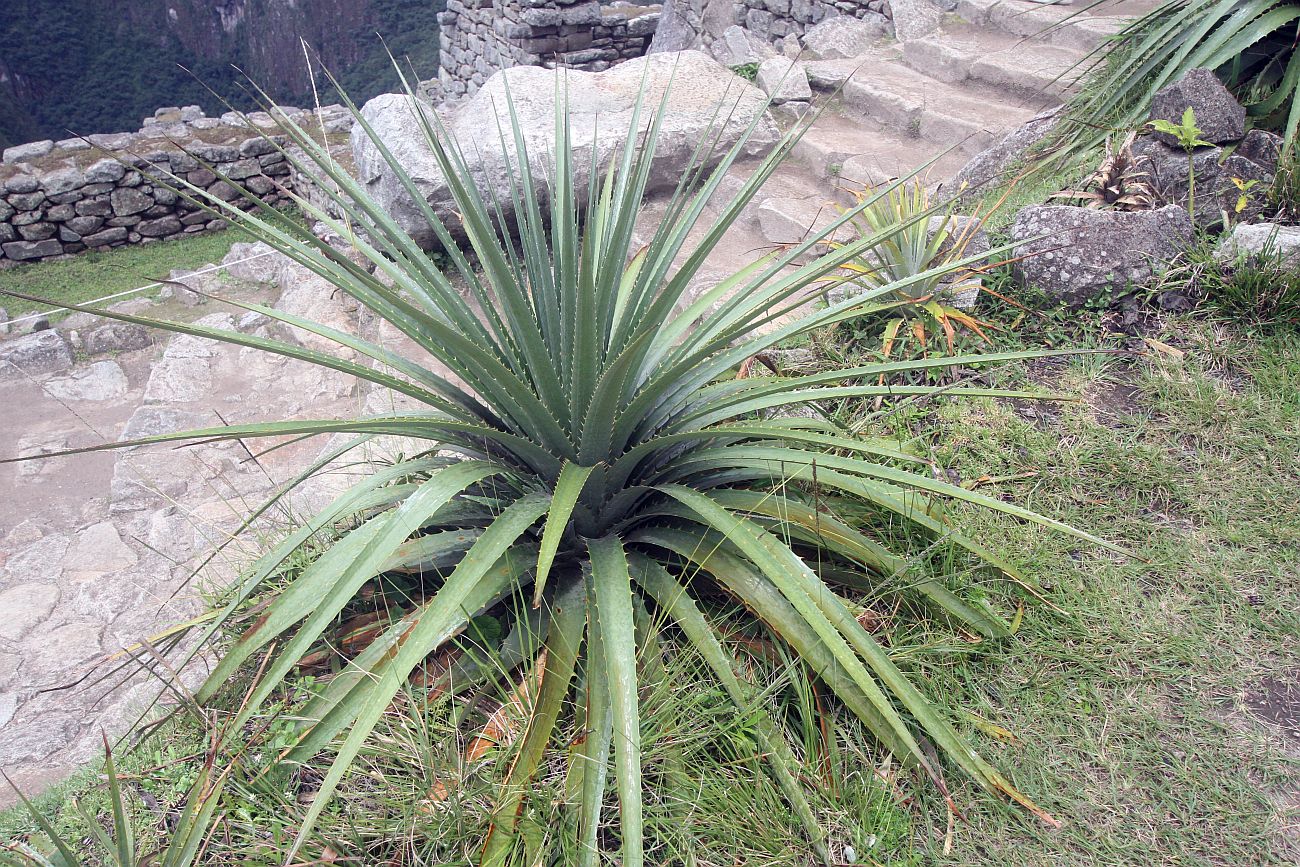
1147, 107, 1212, 219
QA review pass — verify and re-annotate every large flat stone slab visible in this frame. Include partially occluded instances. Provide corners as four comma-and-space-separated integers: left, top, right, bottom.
353, 50, 777, 250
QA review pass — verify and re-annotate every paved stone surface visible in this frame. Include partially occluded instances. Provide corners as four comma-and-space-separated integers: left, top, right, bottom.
0, 244, 372, 805
44, 361, 129, 402
0, 331, 74, 382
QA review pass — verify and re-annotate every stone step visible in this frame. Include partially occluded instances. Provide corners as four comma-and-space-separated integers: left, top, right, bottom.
711, 160, 847, 231
754, 194, 855, 249
788, 109, 968, 187
638, 159, 834, 245
952, 0, 1161, 53
826, 58, 1041, 157
636, 161, 830, 332
901, 26, 1088, 101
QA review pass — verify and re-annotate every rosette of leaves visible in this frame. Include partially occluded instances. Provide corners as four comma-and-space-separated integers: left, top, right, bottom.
1052, 130, 1158, 211
828, 181, 995, 359
4, 66, 1115, 865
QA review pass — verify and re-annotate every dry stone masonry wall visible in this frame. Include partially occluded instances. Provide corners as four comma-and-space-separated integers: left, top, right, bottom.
0, 0, 901, 265
651, 0, 891, 58
437, 0, 662, 97
0, 105, 353, 266
733, 0, 890, 49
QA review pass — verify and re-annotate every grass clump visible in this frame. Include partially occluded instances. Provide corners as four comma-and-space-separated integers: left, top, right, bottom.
1, 646, 916, 865
1156, 236, 1300, 326
0, 229, 248, 320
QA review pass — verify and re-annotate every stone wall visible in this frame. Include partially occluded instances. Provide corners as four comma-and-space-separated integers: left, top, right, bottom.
651, 0, 891, 58
734, 0, 890, 47
437, 0, 662, 97
0, 105, 352, 266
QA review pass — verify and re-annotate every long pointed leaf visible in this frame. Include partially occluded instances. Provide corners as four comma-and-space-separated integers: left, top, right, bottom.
587, 536, 643, 867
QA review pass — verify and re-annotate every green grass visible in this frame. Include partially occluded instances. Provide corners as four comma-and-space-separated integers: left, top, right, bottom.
4, 264, 1297, 866
805, 266, 1298, 863
1, 647, 912, 865
872, 315, 1300, 864
960, 144, 1097, 233
0, 229, 248, 320
286, 645, 912, 866
1154, 235, 1300, 326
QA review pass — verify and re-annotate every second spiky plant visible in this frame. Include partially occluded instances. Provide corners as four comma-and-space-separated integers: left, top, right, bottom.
828, 181, 995, 359
1052, 130, 1158, 211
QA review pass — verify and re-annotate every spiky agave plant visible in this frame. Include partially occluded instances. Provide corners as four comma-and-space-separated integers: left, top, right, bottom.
5, 65, 1114, 864
828, 181, 993, 357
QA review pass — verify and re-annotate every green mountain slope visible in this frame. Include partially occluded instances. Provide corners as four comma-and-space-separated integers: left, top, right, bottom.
0, 0, 442, 149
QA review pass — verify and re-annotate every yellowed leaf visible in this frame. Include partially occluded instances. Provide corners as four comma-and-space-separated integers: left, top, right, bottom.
1143, 337, 1185, 361
466, 652, 546, 763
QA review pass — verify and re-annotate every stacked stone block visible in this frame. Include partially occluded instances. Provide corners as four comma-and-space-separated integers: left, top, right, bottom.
438, 0, 662, 97
660, 0, 889, 56
736, 0, 890, 43
0, 105, 352, 265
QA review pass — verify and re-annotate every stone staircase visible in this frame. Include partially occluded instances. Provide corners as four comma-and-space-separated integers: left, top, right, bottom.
697, 0, 1164, 256
791, 0, 1165, 180
628, 0, 1165, 314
